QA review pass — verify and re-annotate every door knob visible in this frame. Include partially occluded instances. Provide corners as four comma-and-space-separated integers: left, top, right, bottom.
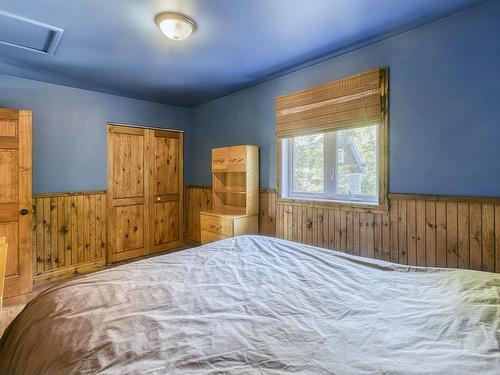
20, 208, 29, 215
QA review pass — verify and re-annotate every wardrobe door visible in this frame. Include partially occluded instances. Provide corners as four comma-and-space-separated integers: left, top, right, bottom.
0, 108, 32, 297
107, 125, 149, 263
149, 130, 184, 253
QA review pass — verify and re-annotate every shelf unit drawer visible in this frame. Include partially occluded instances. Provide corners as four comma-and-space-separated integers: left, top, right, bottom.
227, 146, 246, 171
201, 230, 229, 245
200, 214, 234, 236
212, 148, 227, 170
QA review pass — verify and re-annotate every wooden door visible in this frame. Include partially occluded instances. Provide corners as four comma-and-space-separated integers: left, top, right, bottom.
0, 108, 32, 298
107, 125, 184, 263
107, 125, 149, 263
149, 130, 184, 253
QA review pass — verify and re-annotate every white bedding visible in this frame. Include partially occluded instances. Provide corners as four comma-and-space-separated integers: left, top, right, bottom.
1, 235, 499, 374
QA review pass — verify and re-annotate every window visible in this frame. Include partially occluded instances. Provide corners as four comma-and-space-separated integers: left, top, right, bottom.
281, 125, 378, 203
291, 133, 324, 194
276, 68, 388, 206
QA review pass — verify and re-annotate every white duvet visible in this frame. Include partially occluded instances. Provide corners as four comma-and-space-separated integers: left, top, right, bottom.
1, 235, 499, 374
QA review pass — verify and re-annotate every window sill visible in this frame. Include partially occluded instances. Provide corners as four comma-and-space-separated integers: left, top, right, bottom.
277, 196, 388, 214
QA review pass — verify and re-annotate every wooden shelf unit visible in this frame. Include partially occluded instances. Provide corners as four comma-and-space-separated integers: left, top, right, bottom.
200, 145, 259, 244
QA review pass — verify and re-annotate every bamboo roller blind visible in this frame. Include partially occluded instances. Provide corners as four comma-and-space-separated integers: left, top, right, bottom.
276, 68, 387, 138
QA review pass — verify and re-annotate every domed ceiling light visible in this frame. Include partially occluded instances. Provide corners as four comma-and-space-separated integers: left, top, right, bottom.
155, 12, 197, 41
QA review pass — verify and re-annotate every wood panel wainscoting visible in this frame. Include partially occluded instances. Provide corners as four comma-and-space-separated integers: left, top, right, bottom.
32, 191, 107, 285
186, 186, 500, 273
185, 186, 276, 243
27, 187, 500, 289
185, 186, 212, 244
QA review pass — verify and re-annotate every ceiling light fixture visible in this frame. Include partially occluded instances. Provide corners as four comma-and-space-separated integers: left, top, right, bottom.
155, 12, 197, 41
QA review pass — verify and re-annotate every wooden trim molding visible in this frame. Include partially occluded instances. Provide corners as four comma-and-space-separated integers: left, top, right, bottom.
276, 197, 388, 214
33, 259, 106, 285
0, 236, 7, 310
34, 191, 106, 198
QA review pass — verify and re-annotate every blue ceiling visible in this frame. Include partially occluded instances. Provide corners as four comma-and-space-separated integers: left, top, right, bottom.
0, 0, 488, 107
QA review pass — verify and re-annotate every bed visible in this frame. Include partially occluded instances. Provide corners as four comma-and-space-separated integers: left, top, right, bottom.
1, 235, 499, 374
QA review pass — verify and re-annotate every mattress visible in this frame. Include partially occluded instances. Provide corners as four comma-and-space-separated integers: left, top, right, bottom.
1, 235, 499, 374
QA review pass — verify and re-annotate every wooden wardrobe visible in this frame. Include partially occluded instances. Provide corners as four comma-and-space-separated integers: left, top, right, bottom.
107, 124, 184, 263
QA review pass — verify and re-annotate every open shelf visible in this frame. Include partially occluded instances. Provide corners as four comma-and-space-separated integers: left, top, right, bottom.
201, 145, 259, 245
211, 145, 258, 216
214, 189, 247, 195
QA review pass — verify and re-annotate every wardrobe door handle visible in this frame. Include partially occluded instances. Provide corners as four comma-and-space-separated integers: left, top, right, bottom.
20, 208, 29, 216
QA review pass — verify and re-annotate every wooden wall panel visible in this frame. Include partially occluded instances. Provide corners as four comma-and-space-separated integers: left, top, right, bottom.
185, 186, 213, 243
30, 187, 500, 285
277, 195, 500, 273
186, 186, 276, 243
32, 192, 106, 284
186, 187, 500, 273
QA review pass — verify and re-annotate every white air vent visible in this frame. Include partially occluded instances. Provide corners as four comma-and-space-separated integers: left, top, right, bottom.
0, 11, 63, 55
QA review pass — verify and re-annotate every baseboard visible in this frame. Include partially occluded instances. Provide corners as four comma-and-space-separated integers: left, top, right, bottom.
33, 259, 106, 286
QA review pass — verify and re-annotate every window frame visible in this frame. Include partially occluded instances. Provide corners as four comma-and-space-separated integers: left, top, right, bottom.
282, 125, 380, 205
287, 132, 327, 200
275, 67, 389, 211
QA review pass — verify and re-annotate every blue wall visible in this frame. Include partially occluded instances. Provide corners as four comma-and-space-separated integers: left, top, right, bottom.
189, 0, 500, 197
0, 74, 190, 194
2, 1, 499, 197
